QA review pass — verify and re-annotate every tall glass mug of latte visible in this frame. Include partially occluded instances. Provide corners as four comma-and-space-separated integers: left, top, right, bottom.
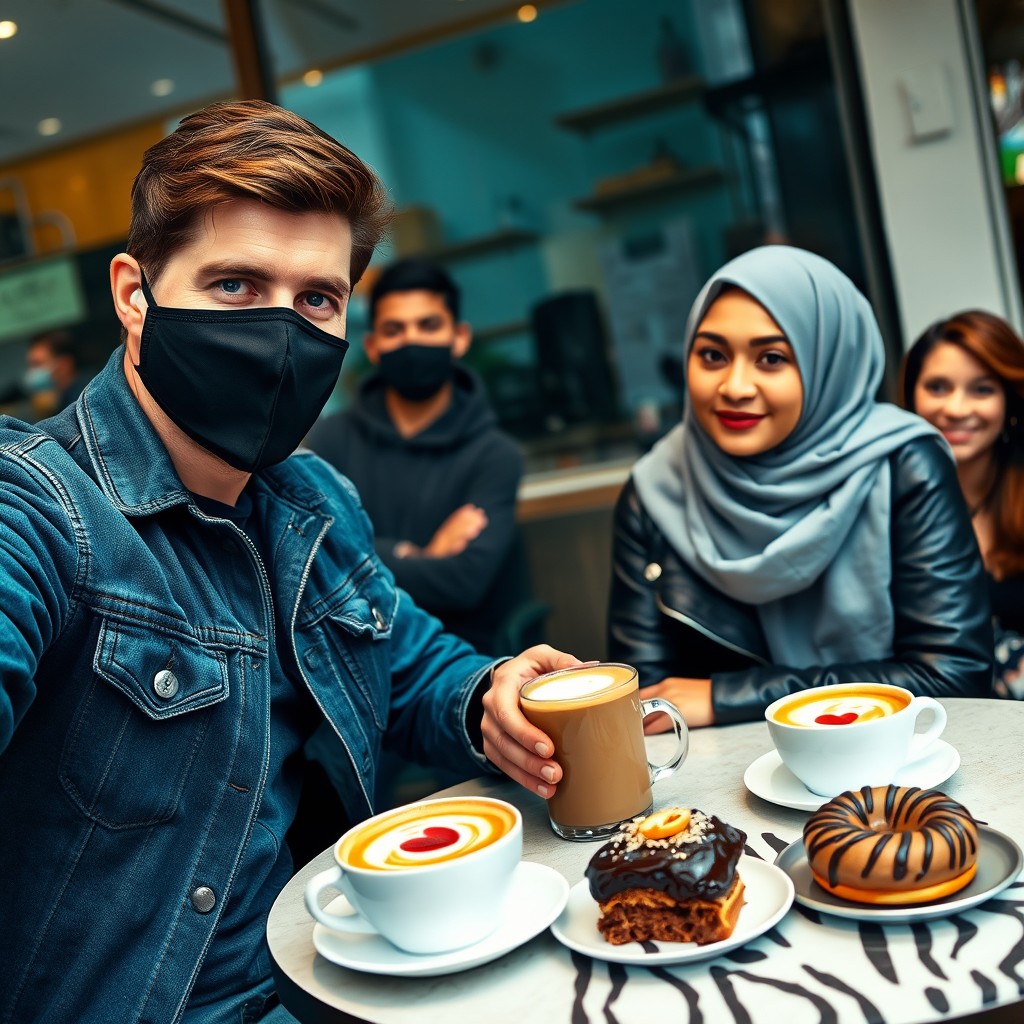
304, 796, 522, 954
520, 663, 689, 841
765, 683, 947, 797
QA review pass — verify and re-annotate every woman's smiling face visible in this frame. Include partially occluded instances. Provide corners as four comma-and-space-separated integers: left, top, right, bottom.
913, 341, 1006, 467
687, 288, 803, 457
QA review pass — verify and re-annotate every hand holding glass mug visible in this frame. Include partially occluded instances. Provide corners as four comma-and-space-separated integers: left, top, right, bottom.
480, 645, 589, 800
519, 663, 689, 840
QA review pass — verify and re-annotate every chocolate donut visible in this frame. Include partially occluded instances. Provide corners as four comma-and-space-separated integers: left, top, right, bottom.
803, 785, 979, 905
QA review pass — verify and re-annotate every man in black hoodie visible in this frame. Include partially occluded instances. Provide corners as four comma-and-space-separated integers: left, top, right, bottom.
307, 258, 526, 656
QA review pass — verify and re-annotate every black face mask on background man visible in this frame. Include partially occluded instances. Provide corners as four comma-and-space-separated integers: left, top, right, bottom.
133, 273, 348, 472
377, 343, 454, 401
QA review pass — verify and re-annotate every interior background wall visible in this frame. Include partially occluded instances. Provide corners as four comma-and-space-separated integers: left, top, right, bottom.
847, 0, 1023, 344
2, 119, 165, 252
282, 0, 738, 419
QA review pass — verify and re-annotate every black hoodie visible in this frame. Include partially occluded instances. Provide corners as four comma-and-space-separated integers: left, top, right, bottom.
306, 366, 526, 654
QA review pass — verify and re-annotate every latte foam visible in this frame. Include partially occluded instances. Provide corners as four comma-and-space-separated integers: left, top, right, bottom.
339, 799, 516, 871
772, 688, 909, 727
521, 664, 635, 706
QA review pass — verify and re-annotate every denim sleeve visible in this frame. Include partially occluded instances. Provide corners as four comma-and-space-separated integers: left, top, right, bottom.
296, 450, 502, 776
382, 589, 502, 777
0, 440, 81, 752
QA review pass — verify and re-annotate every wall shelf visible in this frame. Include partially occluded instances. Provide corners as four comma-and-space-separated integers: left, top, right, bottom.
555, 76, 705, 135
474, 319, 531, 344
423, 227, 539, 264
572, 165, 722, 213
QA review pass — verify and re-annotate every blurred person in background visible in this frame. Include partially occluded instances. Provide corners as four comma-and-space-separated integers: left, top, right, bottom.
25, 328, 88, 416
902, 311, 1024, 697
307, 258, 532, 809
307, 258, 527, 656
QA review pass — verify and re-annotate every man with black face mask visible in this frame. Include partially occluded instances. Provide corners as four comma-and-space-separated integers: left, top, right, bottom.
307, 258, 528, 656
0, 102, 579, 1024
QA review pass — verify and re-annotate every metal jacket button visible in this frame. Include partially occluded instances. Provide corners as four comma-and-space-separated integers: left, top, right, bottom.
153, 669, 179, 699
643, 562, 662, 582
371, 607, 386, 630
191, 886, 216, 913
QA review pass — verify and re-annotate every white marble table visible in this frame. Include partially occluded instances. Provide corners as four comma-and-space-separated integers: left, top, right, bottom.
268, 699, 1024, 1024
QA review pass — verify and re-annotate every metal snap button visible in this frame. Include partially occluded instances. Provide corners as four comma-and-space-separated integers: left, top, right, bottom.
153, 669, 179, 699
371, 607, 386, 630
643, 562, 662, 582
190, 886, 216, 913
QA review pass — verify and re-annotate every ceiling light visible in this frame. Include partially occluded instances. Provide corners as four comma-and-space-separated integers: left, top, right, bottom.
38, 118, 62, 136
0, 21, 17, 39
151, 78, 175, 97
517, 4, 537, 22
303, 69, 324, 87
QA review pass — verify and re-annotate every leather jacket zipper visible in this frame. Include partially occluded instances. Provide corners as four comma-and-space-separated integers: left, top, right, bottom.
654, 593, 768, 665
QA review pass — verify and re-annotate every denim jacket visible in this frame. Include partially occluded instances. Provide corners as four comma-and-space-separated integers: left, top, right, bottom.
0, 350, 494, 1024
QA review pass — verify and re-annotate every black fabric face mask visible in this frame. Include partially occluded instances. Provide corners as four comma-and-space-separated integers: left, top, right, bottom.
134, 274, 348, 471
377, 344, 454, 401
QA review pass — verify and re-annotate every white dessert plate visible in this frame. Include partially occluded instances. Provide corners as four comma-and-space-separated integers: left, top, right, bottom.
744, 739, 961, 813
312, 860, 569, 977
774, 825, 1023, 923
549, 854, 794, 965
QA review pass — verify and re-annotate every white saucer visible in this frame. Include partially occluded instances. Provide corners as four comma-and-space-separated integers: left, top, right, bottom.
549, 855, 794, 965
312, 860, 569, 977
743, 739, 961, 812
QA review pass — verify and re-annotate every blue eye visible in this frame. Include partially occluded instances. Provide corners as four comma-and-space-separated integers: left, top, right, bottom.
307, 293, 327, 308
219, 280, 243, 294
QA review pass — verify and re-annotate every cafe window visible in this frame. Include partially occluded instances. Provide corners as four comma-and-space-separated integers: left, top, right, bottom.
0, 0, 874, 467
272, 0, 874, 469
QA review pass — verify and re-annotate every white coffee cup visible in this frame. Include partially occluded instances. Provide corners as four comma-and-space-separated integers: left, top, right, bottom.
304, 796, 522, 955
764, 682, 947, 797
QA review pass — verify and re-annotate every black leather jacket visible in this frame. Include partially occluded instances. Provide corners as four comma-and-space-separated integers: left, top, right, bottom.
608, 436, 993, 724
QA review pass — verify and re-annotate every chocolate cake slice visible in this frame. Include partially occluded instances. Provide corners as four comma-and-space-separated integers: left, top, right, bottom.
585, 809, 747, 945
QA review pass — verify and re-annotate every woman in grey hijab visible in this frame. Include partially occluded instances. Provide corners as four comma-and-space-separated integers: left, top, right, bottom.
608, 246, 992, 728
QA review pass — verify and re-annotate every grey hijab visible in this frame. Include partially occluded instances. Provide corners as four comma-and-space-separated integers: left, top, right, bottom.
632, 245, 941, 668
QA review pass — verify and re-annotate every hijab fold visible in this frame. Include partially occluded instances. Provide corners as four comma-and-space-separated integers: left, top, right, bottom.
633, 246, 941, 667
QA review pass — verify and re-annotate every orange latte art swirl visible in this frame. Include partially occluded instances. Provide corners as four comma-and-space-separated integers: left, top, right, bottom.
772, 687, 910, 727
339, 799, 517, 871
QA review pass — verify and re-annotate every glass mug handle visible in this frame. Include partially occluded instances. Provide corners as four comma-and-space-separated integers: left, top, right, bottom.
639, 696, 689, 784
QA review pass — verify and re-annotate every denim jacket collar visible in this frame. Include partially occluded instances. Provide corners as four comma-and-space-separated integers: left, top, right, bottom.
74, 347, 329, 518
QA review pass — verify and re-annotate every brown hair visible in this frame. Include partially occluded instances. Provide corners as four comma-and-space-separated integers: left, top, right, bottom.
127, 99, 391, 285
901, 310, 1024, 578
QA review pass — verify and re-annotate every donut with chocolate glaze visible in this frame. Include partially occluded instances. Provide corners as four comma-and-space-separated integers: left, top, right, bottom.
803, 785, 979, 905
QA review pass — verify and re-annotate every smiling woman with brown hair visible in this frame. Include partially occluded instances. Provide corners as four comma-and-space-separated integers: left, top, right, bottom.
608, 245, 993, 728
901, 311, 1024, 696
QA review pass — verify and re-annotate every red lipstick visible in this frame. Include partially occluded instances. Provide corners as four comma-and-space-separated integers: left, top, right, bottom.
715, 411, 764, 430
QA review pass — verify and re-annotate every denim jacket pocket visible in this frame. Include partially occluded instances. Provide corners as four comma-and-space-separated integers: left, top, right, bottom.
301, 557, 397, 731
60, 615, 231, 829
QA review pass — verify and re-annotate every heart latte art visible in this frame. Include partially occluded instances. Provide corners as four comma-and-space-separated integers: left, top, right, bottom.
771, 687, 911, 728
338, 798, 517, 871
